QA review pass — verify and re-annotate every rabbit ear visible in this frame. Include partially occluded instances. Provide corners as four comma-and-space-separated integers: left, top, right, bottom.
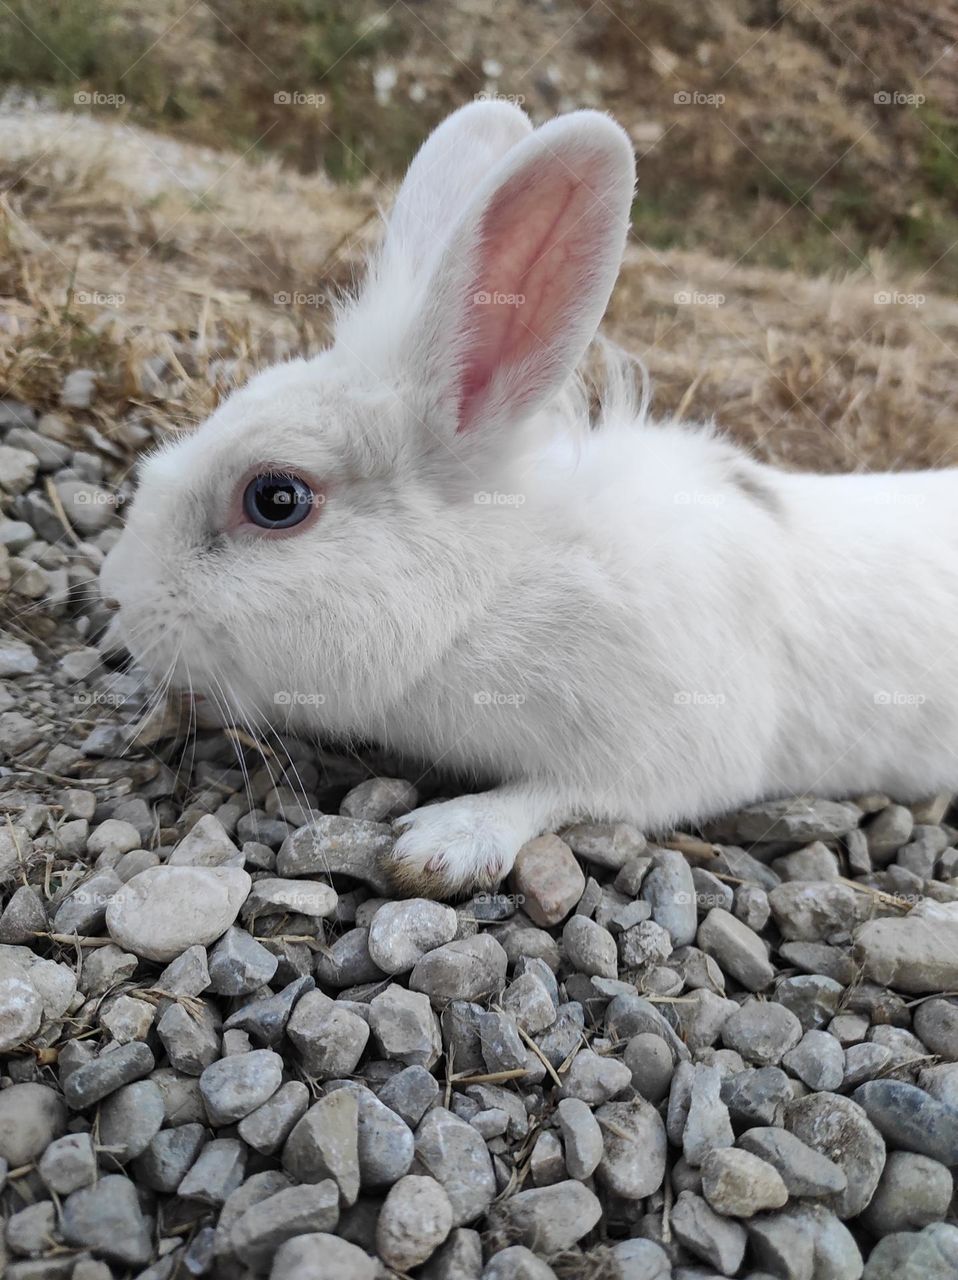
408, 111, 636, 437
382, 100, 533, 274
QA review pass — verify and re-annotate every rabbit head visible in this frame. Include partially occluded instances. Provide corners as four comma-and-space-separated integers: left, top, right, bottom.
100, 102, 636, 739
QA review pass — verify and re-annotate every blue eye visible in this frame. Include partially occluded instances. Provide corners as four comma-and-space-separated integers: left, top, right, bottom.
243, 472, 316, 529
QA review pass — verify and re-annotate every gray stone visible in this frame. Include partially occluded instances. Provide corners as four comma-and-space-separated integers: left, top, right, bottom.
853, 913, 958, 993
331, 1082, 415, 1188
232, 1180, 340, 1272
478, 1008, 526, 1072
782, 1029, 845, 1091
860, 1151, 953, 1237
245, 876, 337, 918
668, 988, 737, 1055
224, 974, 314, 1045
913, 997, 958, 1060
559, 1047, 631, 1103
561, 915, 618, 978
168, 813, 242, 867
38, 1131, 97, 1194
0, 961, 42, 1051
61, 1175, 152, 1266
556, 1097, 603, 1180
6, 1200, 57, 1257
619, 918, 674, 969
413, 1107, 497, 1227
132, 1122, 208, 1193
270, 1232, 377, 1280
739, 1126, 847, 1198
314, 928, 384, 988
0, 885, 47, 944
768, 881, 861, 942
482, 1246, 558, 1279
97, 1079, 164, 1165
199, 1047, 283, 1124
642, 849, 698, 946
563, 820, 646, 869
595, 1097, 667, 1199
369, 983, 442, 1068
852, 1080, 958, 1164
156, 944, 210, 997
52, 869, 121, 935
377, 1174, 454, 1269
865, 805, 915, 863
683, 1063, 734, 1167
734, 884, 771, 932
287, 990, 370, 1077
748, 1204, 864, 1280
422, 1227, 483, 1280
106, 864, 251, 961
276, 816, 395, 892
722, 1067, 793, 1128
624, 1032, 675, 1103
283, 1090, 361, 1205
177, 1137, 247, 1204
340, 776, 418, 822
510, 834, 586, 927
774, 975, 844, 1031
221, 1073, 301, 1151
410, 934, 508, 1007
377, 1064, 440, 1128
207, 926, 279, 994
157, 997, 221, 1074
862, 1223, 958, 1280
490, 1180, 602, 1254
0, 636, 38, 676
721, 798, 860, 843
608, 1239, 672, 1280
785, 1092, 886, 1218
721, 998, 803, 1066
698, 909, 774, 990
671, 1189, 747, 1275
63, 1042, 154, 1109
700, 1147, 788, 1217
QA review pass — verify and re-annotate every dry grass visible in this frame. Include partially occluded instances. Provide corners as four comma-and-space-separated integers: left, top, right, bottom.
1, 110, 956, 480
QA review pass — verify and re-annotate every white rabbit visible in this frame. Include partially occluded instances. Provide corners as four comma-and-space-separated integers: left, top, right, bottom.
101, 100, 958, 898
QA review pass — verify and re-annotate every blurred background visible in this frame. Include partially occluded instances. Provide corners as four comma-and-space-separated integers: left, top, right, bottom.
1, 0, 957, 473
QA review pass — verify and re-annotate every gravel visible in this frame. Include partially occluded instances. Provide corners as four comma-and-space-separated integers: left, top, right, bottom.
3, 429, 958, 1275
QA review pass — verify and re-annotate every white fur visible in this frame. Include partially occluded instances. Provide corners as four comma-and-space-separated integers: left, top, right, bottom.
101, 103, 958, 896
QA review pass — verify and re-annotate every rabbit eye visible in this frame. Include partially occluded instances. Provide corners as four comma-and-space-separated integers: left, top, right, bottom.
243, 472, 316, 529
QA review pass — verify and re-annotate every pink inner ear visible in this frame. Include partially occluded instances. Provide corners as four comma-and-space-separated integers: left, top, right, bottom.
456, 161, 609, 433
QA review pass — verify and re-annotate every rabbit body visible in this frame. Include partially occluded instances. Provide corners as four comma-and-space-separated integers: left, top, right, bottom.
101, 101, 958, 895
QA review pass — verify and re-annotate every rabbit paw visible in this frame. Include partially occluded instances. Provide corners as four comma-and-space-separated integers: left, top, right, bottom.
384, 795, 526, 899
